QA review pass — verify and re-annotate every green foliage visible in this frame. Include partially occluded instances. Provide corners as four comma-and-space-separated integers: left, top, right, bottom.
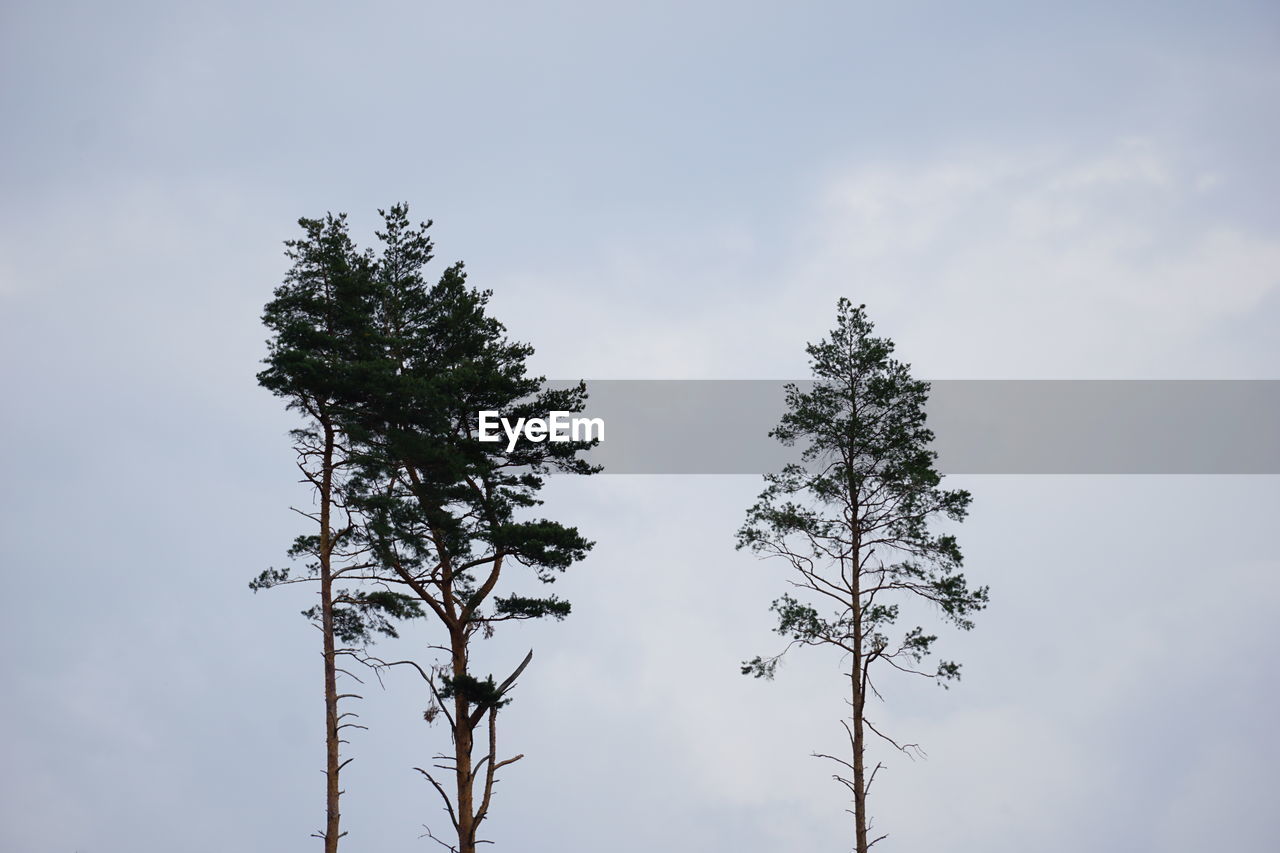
493, 594, 572, 621
249, 566, 292, 592
253, 208, 424, 645
255, 207, 596, 852
739, 298, 989, 684
337, 204, 598, 626
741, 655, 779, 679
438, 673, 512, 711
254, 204, 600, 850
254, 203, 596, 643
771, 594, 826, 643
299, 590, 425, 645
738, 300, 990, 849
257, 212, 380, 422
496, 520, 593, 579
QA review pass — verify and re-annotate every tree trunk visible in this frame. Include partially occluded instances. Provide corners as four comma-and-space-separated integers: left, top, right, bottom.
319, 416, 342, 853
852, 672, 868, 853
850, 448, 869, 853
851, 576, 868, 853
452, 644, 478, 853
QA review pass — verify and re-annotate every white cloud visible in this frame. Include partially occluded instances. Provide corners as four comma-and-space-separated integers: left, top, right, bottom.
776, 141, 1280, 378
488, 140, 1280, 381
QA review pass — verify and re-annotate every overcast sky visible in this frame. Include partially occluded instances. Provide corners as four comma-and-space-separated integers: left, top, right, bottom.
2, 2, 1278, 851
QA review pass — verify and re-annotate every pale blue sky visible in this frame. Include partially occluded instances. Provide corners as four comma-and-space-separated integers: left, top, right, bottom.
2, 2, 1278, 851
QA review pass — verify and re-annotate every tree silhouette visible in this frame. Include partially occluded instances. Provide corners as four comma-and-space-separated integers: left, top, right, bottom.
739, 299, 989, 852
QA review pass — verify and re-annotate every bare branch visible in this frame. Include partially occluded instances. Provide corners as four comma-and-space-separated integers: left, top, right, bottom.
414, 767, 461, 834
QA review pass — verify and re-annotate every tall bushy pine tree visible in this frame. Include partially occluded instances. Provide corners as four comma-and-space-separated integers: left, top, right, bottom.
346, 205, 599, 853
738, 299, 988, 852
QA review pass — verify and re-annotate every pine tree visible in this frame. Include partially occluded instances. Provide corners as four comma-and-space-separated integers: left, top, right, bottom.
342, 205, 599, 853
738, 299, 989, 852
253, 213, 422, 852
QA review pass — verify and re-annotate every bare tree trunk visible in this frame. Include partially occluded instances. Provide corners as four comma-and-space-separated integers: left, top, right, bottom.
849, 447, 869, 853
452, 644, 477, 853
852, 675, 868, 853
319, 416, 342, 853
851, 571, 868, 853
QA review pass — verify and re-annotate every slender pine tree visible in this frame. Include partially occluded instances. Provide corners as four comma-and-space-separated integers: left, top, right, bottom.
253, 213, 421, 852
739, 299, 989, 852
